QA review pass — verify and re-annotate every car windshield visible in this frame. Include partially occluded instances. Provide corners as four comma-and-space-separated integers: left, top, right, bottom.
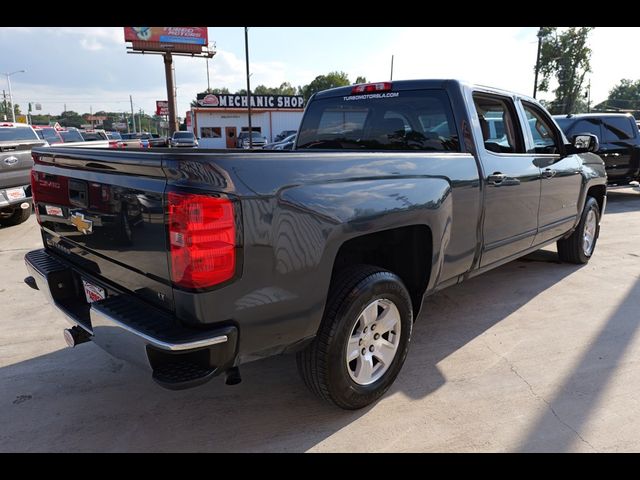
0, 127, 39, 142
80, 131, 107, 141
173, 132, 194, 139
106, 132, 122, 140
281, 134, 296, 142
59, 130, 84, 142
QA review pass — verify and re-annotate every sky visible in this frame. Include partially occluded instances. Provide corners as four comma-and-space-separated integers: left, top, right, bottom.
1, 27, 639, 119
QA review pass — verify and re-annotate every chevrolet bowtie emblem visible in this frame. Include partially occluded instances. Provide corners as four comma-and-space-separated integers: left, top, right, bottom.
70, 213, 93, 234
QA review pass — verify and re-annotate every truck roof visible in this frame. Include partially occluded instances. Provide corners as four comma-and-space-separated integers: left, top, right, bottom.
312, 79, 535, 103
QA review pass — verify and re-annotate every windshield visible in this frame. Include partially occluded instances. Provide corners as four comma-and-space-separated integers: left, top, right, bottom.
0, 126, 39, 142
173, 132, 194, 139
59, 130, 84, 142
80, 131, 107, 141
297, 89, 459, 151
106, 132, 122, 140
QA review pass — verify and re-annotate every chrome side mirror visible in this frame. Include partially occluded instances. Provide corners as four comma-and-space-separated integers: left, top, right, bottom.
572, 133, 599, 153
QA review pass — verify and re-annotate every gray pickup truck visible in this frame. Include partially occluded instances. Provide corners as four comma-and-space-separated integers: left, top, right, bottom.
1, 122, 45, 226
25, 80, 606, 409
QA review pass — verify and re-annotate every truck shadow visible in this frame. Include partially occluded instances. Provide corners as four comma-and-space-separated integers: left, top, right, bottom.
601, 188, 640, 216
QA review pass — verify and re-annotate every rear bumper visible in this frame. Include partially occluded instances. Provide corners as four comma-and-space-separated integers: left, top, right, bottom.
0, 184, 31, 208
25, 248, 238, 389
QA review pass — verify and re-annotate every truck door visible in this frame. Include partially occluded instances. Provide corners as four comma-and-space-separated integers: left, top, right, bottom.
520, 101, 582, 245
472, 93, 542, 267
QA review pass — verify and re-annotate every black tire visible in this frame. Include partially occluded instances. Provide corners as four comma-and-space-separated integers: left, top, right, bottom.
557, 196, 601, 264
0, 206, 31, 227
296, 265, 413, 409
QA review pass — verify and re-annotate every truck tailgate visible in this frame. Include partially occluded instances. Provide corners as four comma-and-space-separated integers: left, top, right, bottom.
0, 140, 43, 189
30, 147, 174, 312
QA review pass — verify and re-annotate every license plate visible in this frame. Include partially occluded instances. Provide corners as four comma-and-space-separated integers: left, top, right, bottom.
45, 205, 64, 217
6, 187, 25, 201
82, 279, 106, 304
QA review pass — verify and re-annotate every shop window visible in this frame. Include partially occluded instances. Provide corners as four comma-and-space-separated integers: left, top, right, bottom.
201, 127, 222, 138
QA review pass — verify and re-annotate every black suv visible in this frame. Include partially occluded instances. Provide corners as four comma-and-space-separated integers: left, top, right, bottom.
554, 113, 640, 186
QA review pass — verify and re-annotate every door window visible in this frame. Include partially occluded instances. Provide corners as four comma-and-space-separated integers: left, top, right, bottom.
602, 117, 636, 142
522, 102, 561, 154
472, 94, 523, 154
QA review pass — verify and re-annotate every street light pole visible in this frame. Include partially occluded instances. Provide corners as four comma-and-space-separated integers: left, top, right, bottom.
2, 70, 26, 123
244, 27, 253, 149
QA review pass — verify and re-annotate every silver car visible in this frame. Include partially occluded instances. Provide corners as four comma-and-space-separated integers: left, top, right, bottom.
171, 131, 199, 148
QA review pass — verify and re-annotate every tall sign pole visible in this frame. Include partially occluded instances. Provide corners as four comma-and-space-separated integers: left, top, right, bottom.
164, 52, 178, 135
130, 95, 136, 134
245, 27, 253, 148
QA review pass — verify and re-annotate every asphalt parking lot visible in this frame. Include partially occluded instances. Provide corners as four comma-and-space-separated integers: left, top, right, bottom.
1, 188, 639, 452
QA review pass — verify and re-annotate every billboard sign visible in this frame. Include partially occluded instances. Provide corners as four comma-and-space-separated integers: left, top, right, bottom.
124, 27, 208, 54
85, 115, 107, 122
196, 93, 304, 109
112, 122, 127, 130
156, 100, 169, 116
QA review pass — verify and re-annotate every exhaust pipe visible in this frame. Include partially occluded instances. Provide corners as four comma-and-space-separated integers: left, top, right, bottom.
63, 326, 91, 347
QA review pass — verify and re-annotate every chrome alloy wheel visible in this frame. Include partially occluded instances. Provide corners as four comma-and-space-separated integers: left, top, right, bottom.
345, 298, 402, 386
583, 208, 597, 256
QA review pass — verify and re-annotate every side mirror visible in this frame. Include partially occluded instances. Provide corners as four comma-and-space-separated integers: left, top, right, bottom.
572, 133, 599, 153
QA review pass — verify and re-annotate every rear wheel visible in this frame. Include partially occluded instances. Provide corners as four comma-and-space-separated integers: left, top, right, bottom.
297, 265, 413, 409
557, 196, 600, 264
0, 206, 31, 227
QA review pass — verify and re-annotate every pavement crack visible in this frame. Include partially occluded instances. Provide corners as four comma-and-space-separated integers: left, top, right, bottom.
484, 343, 596, 452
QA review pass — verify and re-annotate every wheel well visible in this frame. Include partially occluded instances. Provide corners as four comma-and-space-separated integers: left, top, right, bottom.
331, 225, 432, 316
587, 184, 606, 213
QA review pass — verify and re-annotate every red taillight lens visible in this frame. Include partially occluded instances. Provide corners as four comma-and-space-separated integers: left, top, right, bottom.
30, 169, 41, 224
351, 82, 392, 94
168, 192, 236, 289
108, 140, 120, 148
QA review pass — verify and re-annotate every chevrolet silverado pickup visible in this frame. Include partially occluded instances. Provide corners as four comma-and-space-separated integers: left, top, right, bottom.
1, 122, 46, 226
24, 80, 607, 409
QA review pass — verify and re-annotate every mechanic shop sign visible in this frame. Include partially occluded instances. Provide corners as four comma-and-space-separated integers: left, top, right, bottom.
196, 93, 304, 109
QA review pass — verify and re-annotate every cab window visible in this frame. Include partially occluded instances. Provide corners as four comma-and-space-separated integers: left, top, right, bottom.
522, 101, 561, 154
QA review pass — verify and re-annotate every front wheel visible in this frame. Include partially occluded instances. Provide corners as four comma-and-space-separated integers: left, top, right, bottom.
297, 265, 413, 409
557, 196, 601, 264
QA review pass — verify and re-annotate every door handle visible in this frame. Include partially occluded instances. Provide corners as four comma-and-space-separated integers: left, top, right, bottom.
541, 168, 556, 178
487, 172, 506, 184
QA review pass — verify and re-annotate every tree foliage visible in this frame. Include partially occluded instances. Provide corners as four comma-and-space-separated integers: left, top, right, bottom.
537, 27, 594, 114
301, 71, 351, 101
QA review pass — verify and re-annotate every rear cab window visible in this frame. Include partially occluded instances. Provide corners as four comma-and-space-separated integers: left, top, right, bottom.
602, 116, 636, 142
0, 126, 39, 142
297, 89, 459, 151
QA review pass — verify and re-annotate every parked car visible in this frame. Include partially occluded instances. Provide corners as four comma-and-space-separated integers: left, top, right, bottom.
79, 129, 109, 142
120, 133, 150, 149
57, 127, 112, 148
554, 113, 640, 186
25, 79, 606, 409
273, 129, 297, 142
263, 133, 296, 150
149, 133, 168, 148
236, 131, 266, 149
0, 122, 45, 226
32, 126, 64, 146
170, 131, 198, 148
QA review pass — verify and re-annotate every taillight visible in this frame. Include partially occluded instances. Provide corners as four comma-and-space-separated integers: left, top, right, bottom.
108, 140, 120, 148
351, 82, 392, 94
30, 169, 41, 224
168, 192, 236, 289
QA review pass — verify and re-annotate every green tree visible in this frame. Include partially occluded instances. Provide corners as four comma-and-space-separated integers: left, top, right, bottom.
13, 103, 21, 116
594, 79, 640, 113
58, 110, 84, 128
301, 71, 351, 101
191, 87, 231, 107
354, 76, 368, 84
537, 27, 594, 114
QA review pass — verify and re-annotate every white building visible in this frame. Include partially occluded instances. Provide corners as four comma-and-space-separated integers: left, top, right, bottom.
192, 93, 305, 148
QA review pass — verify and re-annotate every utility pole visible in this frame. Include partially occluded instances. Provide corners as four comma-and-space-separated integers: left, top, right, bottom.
64, 103, 66, 113
90, 105, 93, 128
245, 27, 253, 148
587, 79, 591, 113
130, 94, 136, 134
206, 56, 211, 91
533, 27, 543, 99
390, 55, 394, 81
2, 90, 6, 121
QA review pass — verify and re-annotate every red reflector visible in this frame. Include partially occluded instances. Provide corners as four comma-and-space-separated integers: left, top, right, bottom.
351, 82, 392, 94
30, 169, 40, 224
168, 192, 236, 289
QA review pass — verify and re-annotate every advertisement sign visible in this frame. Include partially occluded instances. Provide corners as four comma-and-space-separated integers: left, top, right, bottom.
16, 115, 28, 124
156, 100, 169, 116
112, 122, 127, 130
196, 93, 304, 110
85, 115, 107, 122
124, 27, 208, 54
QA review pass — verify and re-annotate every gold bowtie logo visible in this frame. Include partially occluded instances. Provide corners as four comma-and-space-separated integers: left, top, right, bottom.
70, 213, 93, 234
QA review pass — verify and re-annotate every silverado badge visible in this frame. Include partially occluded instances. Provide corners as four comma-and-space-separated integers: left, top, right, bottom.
70, 212, 93, 234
